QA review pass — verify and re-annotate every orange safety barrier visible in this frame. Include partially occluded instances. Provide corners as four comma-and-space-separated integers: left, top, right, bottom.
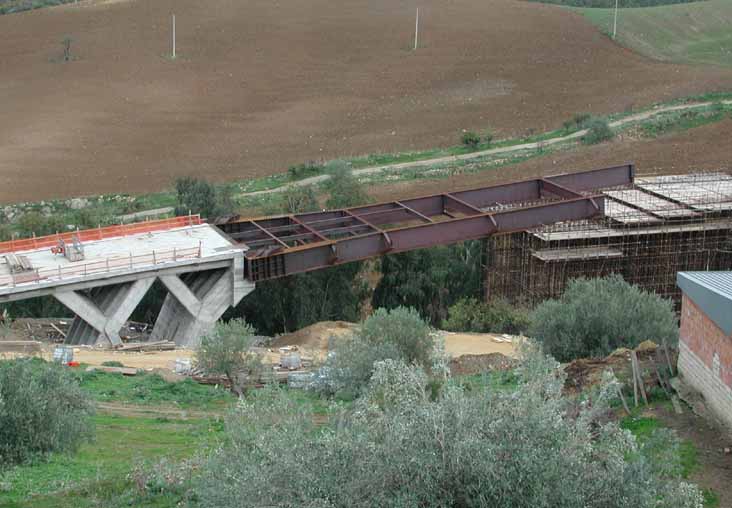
0, 215, 202, 255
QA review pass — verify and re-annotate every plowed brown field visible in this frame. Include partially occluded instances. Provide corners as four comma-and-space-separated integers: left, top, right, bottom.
1, 0, 730, 203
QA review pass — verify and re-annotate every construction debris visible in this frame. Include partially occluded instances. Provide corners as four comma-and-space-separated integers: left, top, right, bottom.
117, 341, 176, 352
0, 340, 43, 355
563, 341, 677, 396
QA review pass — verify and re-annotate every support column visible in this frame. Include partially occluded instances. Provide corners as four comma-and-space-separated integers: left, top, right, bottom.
55, 278, 155, 346
152, 259, 254, 347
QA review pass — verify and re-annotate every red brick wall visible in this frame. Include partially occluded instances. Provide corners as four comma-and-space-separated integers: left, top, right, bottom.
680, 294, 732, 390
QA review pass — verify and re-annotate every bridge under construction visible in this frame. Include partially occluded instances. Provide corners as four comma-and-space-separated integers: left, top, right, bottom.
0, 163, 687, 348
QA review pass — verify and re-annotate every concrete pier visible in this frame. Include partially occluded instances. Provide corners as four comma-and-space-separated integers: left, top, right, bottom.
0, 222, 251, 348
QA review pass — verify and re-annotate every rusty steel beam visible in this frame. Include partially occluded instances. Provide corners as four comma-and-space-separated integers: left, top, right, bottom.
216, 164, 634, 281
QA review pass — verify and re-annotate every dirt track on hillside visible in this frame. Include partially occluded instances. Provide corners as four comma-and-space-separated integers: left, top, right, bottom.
1, 0, 730, 203
368, 119, 732, 202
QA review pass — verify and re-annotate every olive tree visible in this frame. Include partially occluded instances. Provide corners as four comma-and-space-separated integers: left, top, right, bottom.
195, 352, 703, 508
314, 307, 437, 397
529, 275, 678, 361
194, 319, 262, 395
0, 359, 94, 467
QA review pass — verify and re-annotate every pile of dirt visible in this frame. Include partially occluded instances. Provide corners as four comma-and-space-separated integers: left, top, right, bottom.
563, 341, 677, 395
449, 352, 516, 377
270, 321, 357, 352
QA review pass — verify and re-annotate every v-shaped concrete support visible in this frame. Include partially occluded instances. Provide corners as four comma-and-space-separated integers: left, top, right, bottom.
55, 277, 155, 346
152, 262, 254, 347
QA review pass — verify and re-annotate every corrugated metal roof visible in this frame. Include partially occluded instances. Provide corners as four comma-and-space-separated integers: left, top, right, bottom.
677, 272, 732, 336
681, 272, 732, 299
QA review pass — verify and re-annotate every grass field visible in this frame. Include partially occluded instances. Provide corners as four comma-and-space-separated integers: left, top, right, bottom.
0, 368, 336, 508
576, 0, 732, 67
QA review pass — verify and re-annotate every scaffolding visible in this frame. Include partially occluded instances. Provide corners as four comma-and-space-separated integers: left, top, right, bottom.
485, 172, 732, 308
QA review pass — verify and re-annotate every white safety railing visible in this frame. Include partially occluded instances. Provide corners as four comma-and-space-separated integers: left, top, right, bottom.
0, 245, 202, 289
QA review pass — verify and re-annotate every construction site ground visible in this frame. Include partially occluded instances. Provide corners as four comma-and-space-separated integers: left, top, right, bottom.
2, 0, 731, 203
1, 319, 517, 371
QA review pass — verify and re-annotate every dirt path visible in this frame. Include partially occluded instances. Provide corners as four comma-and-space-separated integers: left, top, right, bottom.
96, 401, 224, 419
2, 0, 731, 203
242, 100, 732, 198
651, 404, 732, 506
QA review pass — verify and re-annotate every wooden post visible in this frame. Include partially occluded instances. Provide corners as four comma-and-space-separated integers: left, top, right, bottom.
609, 368, 630, 415
630, 350, 648, 405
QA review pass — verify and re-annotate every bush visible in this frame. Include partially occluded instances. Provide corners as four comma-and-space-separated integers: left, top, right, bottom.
528, 275, 678, 362
315, 307, 436, 397
194, 319, 263, 395
443, 297, 530, 335
0, 359, 94, 466
582, 118, 615, 145
174, 177, 234, 220
460, 131, 481, 150
321, 160, 369, 209
563, 112, 591, 132
287, 161, 322, 180
195, 353, 703, 508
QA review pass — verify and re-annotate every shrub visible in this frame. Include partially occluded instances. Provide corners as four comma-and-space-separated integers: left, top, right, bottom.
321, 160, 369, 209
563, 112, 592, 132
460, 131, 481, 150
0, 359, 94, 466
315, 307, 436, 397
528, 275, 678, 362
582, 118, 614, 145
195, 353, 703, 508
443, 297, 529, 335
174, 177, 234, 220
287, 161, 322, 180
194, 319, 263, 395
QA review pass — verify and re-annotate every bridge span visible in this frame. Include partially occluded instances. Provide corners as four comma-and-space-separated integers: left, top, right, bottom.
0, 164, 634, 347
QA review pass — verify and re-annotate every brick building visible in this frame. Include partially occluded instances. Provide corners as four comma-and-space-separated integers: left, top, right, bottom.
677, 272, 732, 430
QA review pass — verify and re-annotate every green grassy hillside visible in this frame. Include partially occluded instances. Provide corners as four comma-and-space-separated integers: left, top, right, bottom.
0, 0, 74, 15
576, 0, 732, 67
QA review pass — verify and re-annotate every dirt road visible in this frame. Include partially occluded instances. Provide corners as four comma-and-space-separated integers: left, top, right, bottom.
1, 0, 730, 203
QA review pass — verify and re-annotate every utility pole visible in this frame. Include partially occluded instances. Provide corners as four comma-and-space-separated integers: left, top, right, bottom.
414, 8, 419, 51
172, 14, 176, 59
612, 0, 619, 40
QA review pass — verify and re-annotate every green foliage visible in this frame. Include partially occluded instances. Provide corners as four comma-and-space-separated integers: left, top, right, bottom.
460, 131, 481, 149
641, 107, 730, 137
528, 0, 703, 7
317, 307, 437, 397
321, 160, 370, 209
529, 275, 678, 361
76, 369, 233, 409
196, 355, 703, 508
373, 240, 484, 326
287, 161, 322, 180
563, 112, 592, 132
0, 359, 94, 467
195, 319, 262, 394
581, 118, 615, 144
100, 361, 125, 368
280, 185, 319, 214
174, 177, 235, 220
442, 297, 530, 334
0, 0, 75, 15
359, 306, 435, 367
0, 414, 220, 507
